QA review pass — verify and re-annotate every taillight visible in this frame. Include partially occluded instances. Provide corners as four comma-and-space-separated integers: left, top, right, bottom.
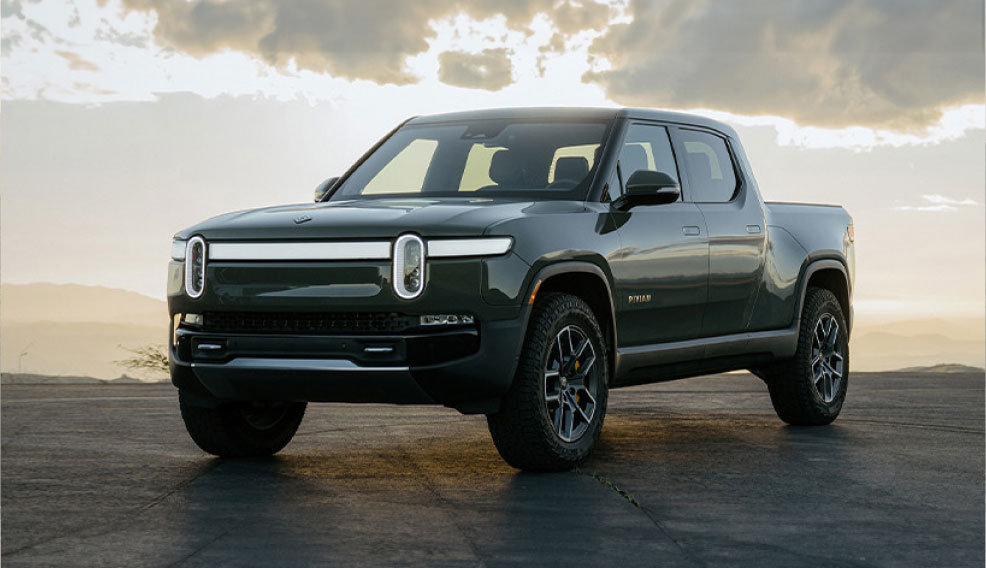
393, 234, 425, 299
847, 224, 855, 243
184, 236, 207, 298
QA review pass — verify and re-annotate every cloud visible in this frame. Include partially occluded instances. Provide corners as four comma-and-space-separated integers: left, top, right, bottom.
438, 48, 513, 90
112, 0, 609, 86
586, 0, 985, 130
56, 50, 101, 72
894, 194, 980, 211
921, 194, 979, 206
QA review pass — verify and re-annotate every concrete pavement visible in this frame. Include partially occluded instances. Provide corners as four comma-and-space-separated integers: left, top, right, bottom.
2, 372, 983, 567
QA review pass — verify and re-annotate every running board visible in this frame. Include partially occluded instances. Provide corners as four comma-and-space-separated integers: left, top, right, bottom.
613, 327, 798, 384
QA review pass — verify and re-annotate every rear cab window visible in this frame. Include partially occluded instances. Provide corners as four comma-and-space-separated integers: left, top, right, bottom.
678, 129, 738, 203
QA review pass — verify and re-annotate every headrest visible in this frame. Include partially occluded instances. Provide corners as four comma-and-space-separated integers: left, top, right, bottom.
489, 150, 523, 186
620, 144, 649, 177
554, 157, 589, 182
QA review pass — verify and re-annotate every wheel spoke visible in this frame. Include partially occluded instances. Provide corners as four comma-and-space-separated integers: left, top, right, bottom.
812, 364, 825, 386
573, 400, 592, 424
564, 405, 575, 439
553, 404, 564, 432
826, 320, 840, 349
576, 354, 595, 380
574, 338, 589, 360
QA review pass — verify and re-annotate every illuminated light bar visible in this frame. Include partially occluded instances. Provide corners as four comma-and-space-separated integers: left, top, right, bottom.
208, 241, 392, 261
426, 238, 512, 258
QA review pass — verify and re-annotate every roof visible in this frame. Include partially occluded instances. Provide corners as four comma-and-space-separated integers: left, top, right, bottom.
407, 107, 738, 138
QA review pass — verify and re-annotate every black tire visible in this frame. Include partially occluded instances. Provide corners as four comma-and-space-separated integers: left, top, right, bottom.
487, 292, 609, 472
179, 390, 307, 457
761, 287, 850, 425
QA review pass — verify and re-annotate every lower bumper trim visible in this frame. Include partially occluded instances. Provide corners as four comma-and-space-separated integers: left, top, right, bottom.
192, 358, 409, 372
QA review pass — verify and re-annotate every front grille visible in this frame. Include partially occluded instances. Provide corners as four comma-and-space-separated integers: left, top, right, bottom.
202, 311, 418, 335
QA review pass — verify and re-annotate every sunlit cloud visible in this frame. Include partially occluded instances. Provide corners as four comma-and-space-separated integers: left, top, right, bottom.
894, 194, 981, 212
1, 0, 983, 152
586, 0, 985, 131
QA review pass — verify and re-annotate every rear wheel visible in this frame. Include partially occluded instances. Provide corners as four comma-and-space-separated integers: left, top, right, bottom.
179, 391, 306, 457
487, 293, 609, 471
761, 287, 850, 425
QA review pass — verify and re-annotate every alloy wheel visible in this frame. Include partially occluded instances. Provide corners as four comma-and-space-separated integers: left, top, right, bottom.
810, 313, 844, 403
543, 325, 599, 442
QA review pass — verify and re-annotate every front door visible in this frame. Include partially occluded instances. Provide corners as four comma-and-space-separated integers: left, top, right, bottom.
675, 128, 766, 337
610, 123, 709, 347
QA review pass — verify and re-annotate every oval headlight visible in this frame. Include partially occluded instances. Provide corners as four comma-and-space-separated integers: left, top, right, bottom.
184, 236, 207, 298
393, 234, 425, 299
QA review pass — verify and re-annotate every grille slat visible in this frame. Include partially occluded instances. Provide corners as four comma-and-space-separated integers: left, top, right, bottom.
202, 311, 416, 335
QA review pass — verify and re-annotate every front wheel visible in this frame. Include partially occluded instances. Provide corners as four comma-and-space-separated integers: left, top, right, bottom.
487, 292, 609, 472
761, 287, 850, 425
179, 391, 307, 457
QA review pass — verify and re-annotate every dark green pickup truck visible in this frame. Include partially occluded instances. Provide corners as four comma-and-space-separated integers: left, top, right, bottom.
168, 107, 855, 471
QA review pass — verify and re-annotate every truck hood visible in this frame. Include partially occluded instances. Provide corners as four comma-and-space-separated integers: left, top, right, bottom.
176, 197, 581, 241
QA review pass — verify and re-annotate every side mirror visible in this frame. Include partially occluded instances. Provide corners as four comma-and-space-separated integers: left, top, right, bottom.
314, 177, 339, 202
612, 170, 680, 211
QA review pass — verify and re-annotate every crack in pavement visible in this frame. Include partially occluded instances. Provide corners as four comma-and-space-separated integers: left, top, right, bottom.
577, 468, 707, 568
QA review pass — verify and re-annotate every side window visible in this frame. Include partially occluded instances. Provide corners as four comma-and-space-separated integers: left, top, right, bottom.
618, 124, 679, 196
679, 130, 737, 202
363, 138, 438, 194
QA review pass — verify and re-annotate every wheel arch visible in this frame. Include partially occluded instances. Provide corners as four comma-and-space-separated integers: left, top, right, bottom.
524, 262, 618, 380
797, 259, 852, 335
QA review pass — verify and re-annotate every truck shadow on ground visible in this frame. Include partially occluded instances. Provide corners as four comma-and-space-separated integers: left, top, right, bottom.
161, 413, 855, 565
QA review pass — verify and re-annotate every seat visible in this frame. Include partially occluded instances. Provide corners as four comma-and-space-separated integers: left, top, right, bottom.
553, 157, 589, 183
479, 149, 526, 191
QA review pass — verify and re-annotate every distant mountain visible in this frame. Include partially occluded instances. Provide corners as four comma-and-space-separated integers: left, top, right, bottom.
1, 282, 983, 375
893, 364, 985, 374
1, 282, 166, 327
850, 330, 984, 372
1, 372, 156, 385
1, 283, 167, 379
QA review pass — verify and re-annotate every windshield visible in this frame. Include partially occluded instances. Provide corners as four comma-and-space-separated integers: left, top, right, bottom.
329, 119, 611, 201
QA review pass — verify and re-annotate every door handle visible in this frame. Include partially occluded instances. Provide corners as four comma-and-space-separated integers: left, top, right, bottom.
746, 224, 762, 234
682, 226, 701, 236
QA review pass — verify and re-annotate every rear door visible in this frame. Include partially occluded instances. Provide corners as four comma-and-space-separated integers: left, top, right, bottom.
609, 123, 709, 347
673, 128, 766, 337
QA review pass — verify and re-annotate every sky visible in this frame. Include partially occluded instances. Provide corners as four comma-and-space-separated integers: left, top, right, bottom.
1, 0, 984, 325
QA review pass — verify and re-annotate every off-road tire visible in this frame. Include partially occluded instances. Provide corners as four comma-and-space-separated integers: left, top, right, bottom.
762, 287, 850, 425
179, 391, 307, 457
487, 292, 609, 471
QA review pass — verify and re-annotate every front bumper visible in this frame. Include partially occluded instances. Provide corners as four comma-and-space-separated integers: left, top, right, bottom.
170, 314, 529, 414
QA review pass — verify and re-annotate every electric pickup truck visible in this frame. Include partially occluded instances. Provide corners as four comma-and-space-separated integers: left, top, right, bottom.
168, 107, 854, 471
